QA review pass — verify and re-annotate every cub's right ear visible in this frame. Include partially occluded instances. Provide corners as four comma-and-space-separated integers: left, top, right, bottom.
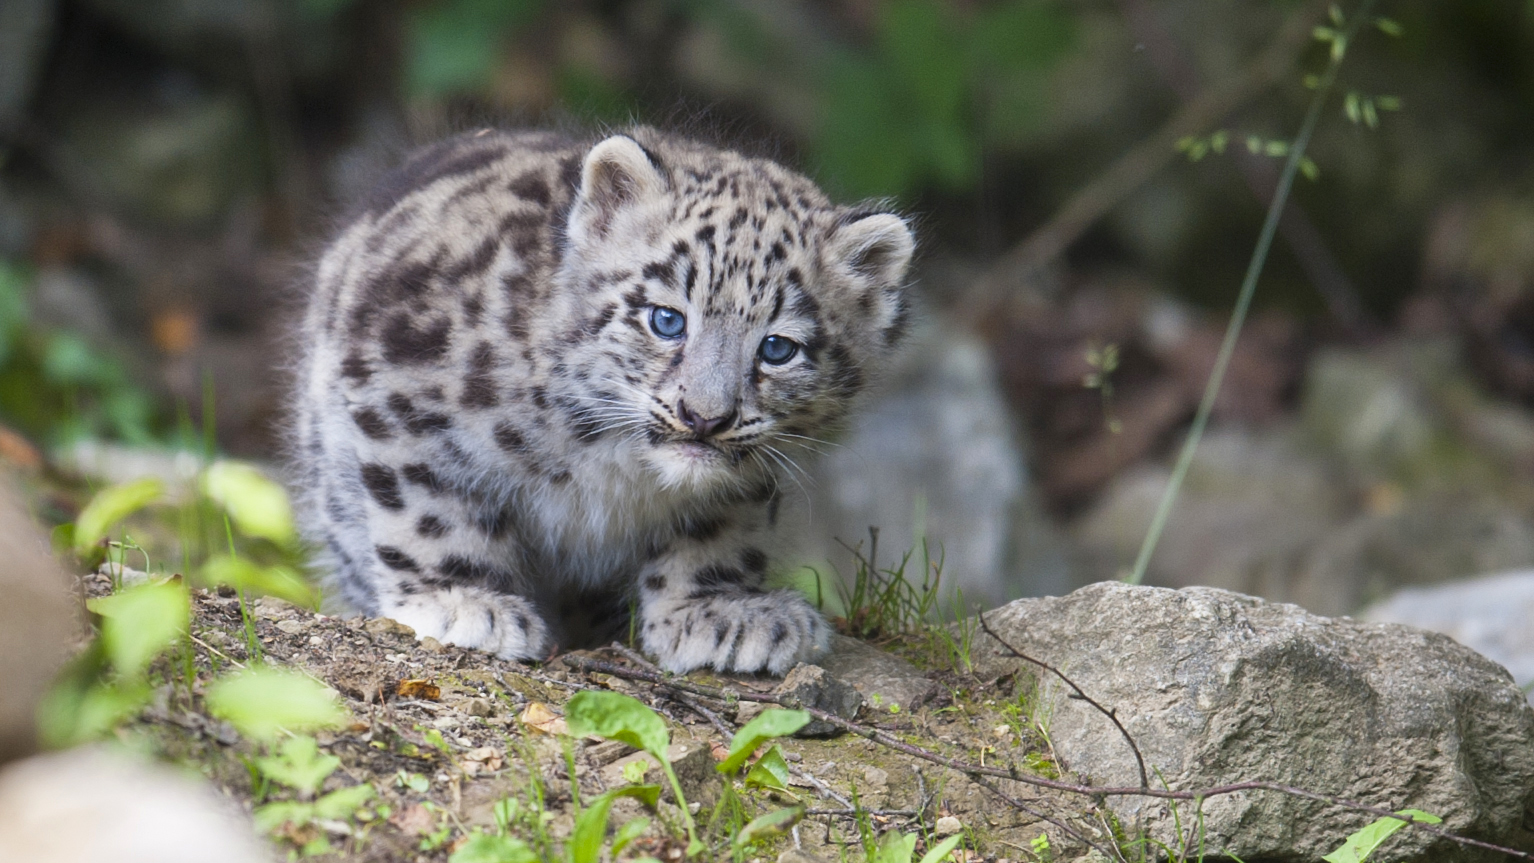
570, 135, 667, 242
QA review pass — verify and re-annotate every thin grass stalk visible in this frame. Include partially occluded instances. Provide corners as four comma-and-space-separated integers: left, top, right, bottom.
1127, 0, 1377, 585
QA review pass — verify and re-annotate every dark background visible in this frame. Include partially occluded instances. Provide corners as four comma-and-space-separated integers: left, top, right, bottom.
3, 0, 1533, 609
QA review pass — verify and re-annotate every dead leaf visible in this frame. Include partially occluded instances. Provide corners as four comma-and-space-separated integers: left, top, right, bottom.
388, 803, 436, 836
519, 701, 567, 735
709, 741, 729, 762
462, 746, 503, 772
397, 678, 441, 700
0, 426, 41, 470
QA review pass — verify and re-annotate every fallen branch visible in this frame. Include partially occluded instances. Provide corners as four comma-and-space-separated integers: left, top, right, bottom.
976, 612, 1148, 791
562, 655, 1534, 861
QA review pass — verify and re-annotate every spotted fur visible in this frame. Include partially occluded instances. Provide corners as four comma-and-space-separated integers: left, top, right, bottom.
292, 127, 914, 674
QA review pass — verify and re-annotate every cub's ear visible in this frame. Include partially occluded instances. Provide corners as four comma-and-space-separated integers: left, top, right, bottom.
827, 211, 914, 289
572, 135, 667, 241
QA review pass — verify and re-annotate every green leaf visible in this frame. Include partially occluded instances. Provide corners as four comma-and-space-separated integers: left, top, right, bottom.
1322, 809, 1441, 863
255, 735, 341, 796
743, 744, 791, 792
918, 834, 965, 863
405, 0, 543, 98
206, 667, 348, 742
718, 708, 810, 773
36, 679, 150, 746
873, 830, 918, 863
200, 555, 318, 609
732, 805, 805, 851
564, 691, 670, 760
74, 478, 165, 553
568, 784, 662, 863
450, 832, 537, 863
254, 800, 315, 833
313, 784, 375, 820
87, 580, 188, 679
202, 461, 296, 545
610, 816, 650, 858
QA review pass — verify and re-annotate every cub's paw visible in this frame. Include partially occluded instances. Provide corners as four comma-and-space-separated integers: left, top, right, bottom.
385, 587, 549, 661
642, 588, 830, 675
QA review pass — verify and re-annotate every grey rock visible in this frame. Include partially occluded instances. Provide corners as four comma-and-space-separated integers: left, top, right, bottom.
0, 482, 75, 764
0, 747, 269, 863
775, 663, 864, 737
1072, 427, 1344, 600
971, 582, 1534, 862
818, 634, 934, 711
1362, 569, 1534, 701
793, 314, 1070, 610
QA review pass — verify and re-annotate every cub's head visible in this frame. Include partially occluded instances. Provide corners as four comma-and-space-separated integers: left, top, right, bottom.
555, 131, 914, 490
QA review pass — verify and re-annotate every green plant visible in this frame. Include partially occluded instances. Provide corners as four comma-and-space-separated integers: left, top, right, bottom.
0, 260, 161, 446
1323, 810, 1442, 863
564, 690, 703, 856
1127, 0, 1393, 585
250, 735, 376, 857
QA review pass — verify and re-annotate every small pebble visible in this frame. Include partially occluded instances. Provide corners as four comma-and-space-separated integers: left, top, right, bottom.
934, 816, 963, 836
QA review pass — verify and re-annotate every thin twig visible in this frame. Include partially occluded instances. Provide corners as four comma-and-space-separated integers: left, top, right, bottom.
968, 774, 1121, 862
562, 655, 1534, 860
978, 612, 1148, 791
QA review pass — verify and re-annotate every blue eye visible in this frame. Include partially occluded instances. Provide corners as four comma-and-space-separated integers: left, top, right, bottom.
759, 335, 798, 365
649, 306, 686, 339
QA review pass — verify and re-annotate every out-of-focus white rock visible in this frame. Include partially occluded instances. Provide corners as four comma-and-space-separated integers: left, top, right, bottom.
0, 747, 270, 863
794, 315, 1071, 608
1362, 569, 1534, 701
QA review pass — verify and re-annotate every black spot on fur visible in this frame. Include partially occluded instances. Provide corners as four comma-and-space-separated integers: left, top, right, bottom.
463, 292, 484, 327
381, 312, 451, 365
340, 352, 371, 384
740, 548, 768, 576
460, 342, 499, 408
694, 565, 745, 589
401, 462, 444, 492
416, 515, 449, 538
388, 393, 453, 434
472, 504, 511, 538
508, 171, 551, 206
359, 463, 404, 510
644, 574, 666, 592
443, 236, 501, 283
376, 545, 420, 571
494, 421, 529, 453
499, 211, 545, 258
351, 407, 392, 440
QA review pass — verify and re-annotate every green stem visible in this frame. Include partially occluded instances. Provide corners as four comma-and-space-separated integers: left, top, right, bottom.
1127, 0, 1377, 585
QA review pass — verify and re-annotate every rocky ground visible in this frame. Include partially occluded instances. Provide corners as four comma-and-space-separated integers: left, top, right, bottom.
85, 568, 1118, 863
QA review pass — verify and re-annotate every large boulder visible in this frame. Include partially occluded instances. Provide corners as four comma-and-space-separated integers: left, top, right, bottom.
971, 582, 1534, 862
1362, 569, 1534, 701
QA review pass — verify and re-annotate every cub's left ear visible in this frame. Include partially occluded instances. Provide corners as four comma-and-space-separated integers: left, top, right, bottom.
571, 135, 668, 242
827, 211, 915, 289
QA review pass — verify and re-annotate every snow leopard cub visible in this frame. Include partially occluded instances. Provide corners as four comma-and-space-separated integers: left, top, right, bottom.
292, 127, 913, 674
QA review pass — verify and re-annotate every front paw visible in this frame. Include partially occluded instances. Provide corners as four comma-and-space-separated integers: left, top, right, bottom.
385, 587, 549, 661
642, 589, 830, 675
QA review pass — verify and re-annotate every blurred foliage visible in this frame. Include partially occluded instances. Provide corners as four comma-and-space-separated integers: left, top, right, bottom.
811, 0, 1075, 198
0, 261, 159, 447
398, 0, 1074, 200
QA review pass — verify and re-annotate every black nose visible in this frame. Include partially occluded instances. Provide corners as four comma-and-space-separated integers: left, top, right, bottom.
676, 399, 736, 439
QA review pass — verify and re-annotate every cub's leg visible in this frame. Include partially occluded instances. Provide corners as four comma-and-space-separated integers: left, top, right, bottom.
637, 509, 828, 674
330, 453, 549, 660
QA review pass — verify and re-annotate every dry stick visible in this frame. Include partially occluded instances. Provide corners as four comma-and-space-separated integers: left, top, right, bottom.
563, 655, 1534, 860
966, 0, 1329, 310
976, 612, 1148, 791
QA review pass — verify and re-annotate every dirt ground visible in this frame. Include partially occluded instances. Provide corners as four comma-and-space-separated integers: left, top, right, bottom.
78, 568, 1114, 862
